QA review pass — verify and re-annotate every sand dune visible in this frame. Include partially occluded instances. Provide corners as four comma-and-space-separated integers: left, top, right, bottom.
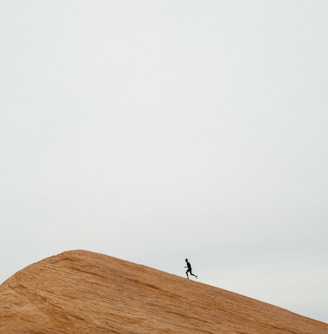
0, 250, 327, 333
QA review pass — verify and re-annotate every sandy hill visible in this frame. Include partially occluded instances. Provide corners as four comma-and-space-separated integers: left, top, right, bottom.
0, 250, 327, 334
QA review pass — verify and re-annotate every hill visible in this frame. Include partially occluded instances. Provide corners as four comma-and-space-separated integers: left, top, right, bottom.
0, 250, 327, 333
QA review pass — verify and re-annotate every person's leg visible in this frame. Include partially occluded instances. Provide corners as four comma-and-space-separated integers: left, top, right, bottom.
190, 271, 197, 279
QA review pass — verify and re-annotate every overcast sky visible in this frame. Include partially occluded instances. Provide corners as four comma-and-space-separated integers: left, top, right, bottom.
1, 0, 327, 323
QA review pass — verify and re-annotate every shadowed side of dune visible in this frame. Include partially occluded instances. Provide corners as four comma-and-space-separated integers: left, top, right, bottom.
0, 250, 327, 334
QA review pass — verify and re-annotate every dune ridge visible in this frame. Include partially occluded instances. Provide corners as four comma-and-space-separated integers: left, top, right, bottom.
0, 250, 327, 333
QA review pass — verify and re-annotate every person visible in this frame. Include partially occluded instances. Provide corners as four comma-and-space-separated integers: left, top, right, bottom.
185, 258, 197, 279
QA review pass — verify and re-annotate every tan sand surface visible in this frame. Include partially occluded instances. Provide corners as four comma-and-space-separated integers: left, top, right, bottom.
0, 250, 327, 333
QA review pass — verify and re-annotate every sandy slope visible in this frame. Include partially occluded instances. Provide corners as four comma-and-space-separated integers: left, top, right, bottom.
0, 250, 327, 333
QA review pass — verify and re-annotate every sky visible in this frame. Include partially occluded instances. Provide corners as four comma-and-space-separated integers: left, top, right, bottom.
1, 0, 327, 323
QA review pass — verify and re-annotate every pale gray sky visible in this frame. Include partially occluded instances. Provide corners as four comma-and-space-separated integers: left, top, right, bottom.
1, 0, 327, 323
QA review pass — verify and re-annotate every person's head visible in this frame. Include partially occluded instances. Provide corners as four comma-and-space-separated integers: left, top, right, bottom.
185, 258, 188, 262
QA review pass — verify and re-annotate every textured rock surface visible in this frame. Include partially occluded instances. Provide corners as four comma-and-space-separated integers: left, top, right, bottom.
0, 250, 327, 333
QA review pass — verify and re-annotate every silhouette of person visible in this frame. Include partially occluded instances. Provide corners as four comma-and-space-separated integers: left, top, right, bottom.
185, 258, 197, 279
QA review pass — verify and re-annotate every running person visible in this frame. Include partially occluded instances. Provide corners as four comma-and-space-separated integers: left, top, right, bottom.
185, 258, 197, 279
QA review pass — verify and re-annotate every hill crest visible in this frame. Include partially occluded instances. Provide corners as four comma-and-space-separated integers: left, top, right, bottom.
0, 249, 327, 333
